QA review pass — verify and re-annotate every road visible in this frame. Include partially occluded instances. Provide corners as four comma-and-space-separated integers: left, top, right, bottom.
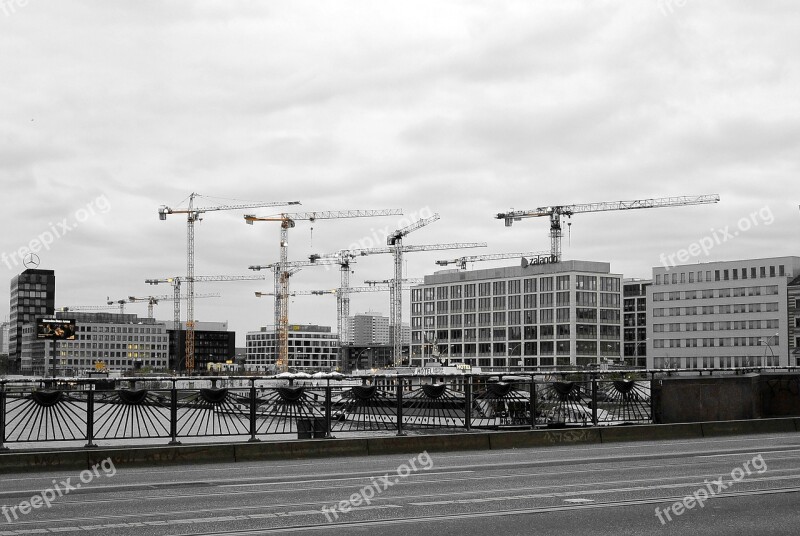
2, 432, 800, 535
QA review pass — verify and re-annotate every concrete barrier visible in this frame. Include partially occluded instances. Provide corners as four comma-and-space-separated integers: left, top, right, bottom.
489, 428, 601, 450
0, 449, 89, 474
600, 423, 704, 444
367, 433, 491, 456
701, 417, 797, 437
235, 438, 368, 462
88, 444, 236, 469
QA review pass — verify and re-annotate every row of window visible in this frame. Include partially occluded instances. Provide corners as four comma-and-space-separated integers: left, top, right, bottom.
653, 302, 780, 316
415, 276, 621, 301
411, 324, 621, 342
654, 319, 780, 332
653, 336, 780, 348
653, 356, 779, 368
411, 340, 621, 357
655, 265, 786, 285
412, 308, 623, 328
653, 286, 779, 300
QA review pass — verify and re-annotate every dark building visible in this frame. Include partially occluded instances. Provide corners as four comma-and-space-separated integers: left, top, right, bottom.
167, 321, 236, 371
9, 268, 55, 373
623, 279, 650, 368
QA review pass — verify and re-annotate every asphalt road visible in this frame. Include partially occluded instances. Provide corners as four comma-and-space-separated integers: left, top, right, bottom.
2, 432, 800, 535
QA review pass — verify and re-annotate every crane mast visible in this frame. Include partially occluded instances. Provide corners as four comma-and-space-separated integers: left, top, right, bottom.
246, 209, 402, 373
496, 194, 721, 261
159, 193, 300, 372
145, 274, 266, 370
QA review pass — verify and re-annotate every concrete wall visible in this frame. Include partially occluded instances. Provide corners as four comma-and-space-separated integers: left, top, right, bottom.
652, 374, 762, 423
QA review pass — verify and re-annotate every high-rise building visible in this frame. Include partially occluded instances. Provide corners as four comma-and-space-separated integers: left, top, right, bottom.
623, 279, 650, 368
344, 312, 410, 346
648, 257, 800, 369
0, 320, 10, 355
245, 324, 338, 372
410, 260, 623, 369
9, 269, 55, 373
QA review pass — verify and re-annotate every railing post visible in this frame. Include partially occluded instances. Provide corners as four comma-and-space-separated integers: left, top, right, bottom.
84, 385, 96, 448
324, 380, 333, 439
591, 374, 598, 426
169, 379, 181, 445
248, 379, 259, 443
464, 376, 472, 431
529, 375, 537, 429
396, 377, 406, 436
0, 384, 8, 451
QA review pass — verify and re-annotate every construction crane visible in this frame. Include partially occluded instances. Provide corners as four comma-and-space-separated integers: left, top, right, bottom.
245, 209, 402, 372
105, 299, 128, 313
496, 195, 721, 262
384, 214, 487, 364
158, 193, 300, 372
249, 257, 342, 372
435, 252, 551, 270
255, 282, 419, 371
145, 274, 266, 370
310, 243, 485, 369
59, 305, 119, 312
127, 293, 220, 319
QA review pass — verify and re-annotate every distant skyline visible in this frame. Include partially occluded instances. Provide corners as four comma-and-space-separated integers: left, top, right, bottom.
2, 2, 798, 345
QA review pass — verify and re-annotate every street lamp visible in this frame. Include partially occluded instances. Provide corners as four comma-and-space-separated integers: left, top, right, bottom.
507, 343, 522, 370
353, 347, 372, 371
758, 332, 779, 367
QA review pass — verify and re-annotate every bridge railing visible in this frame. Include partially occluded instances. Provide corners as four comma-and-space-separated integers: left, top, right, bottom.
0, 367, 796, 447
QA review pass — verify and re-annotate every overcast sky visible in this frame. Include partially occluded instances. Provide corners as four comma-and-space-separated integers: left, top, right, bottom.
1, 1, 798, 346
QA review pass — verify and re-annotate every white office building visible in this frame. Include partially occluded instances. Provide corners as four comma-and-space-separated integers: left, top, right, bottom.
410, 260, 623, 369
647, 257, 800, 369
245, 324, 339, 371
344, 312, 411, 346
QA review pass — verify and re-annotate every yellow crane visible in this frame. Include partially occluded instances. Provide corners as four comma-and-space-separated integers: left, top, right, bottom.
496, 195, 720, 262
144, 274, 266, 370
158, 194, 299, 371
245, 209, 402, 372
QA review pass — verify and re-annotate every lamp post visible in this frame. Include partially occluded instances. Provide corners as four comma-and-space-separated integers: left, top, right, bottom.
353, 347, 372, 372
758, 332, 779, 367
507, 343, 522, 370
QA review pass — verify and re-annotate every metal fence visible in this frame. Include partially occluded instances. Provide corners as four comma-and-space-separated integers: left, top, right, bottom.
0, 368, 778, 448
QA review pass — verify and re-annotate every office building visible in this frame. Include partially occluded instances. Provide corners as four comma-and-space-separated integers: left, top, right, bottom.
165, 321, 235, 371
344, 312, 410, 346
623, 279, 650, 368
27, 311, 171, 375
787, 275, 800, 366
647, 257, 800, 368
9, 269, 55, 373
410, 260, 623, 369
245, 324, 339, 371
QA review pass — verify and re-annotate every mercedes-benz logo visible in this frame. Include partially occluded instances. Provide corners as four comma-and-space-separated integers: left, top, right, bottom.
23, 253, 40, 268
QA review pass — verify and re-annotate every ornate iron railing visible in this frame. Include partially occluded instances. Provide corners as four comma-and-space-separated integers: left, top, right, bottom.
0, 368, 788, 447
